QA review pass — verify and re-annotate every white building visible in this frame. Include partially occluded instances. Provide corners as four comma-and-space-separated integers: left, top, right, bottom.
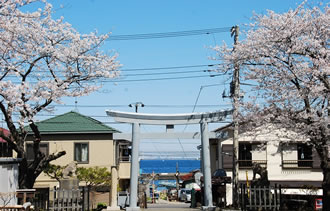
0, 158, 20, 206
209, 124, 323, 205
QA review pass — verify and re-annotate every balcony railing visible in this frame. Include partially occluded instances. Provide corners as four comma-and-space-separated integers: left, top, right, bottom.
282, 160, 313, 168
238, 160, 267, 168
119, 156, 131, 162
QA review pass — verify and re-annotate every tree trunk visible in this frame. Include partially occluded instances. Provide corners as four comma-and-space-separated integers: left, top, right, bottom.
18, 159, 38, 189
18, 150, 66, 188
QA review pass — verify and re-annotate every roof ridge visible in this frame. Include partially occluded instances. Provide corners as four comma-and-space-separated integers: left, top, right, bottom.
25, 111, 120, 133
70, 111, 120, 132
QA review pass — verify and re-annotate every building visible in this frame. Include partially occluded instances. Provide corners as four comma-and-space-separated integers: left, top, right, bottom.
24, 111, 131, 207
0, 128, 20, 206
209, 123, 323, 205
0, 128, 12, 158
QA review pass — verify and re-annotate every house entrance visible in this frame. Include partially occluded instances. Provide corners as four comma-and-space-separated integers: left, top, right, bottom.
106, 110, 232, 211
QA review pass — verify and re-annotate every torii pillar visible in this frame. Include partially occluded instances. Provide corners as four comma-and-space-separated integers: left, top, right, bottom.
106, 110, 232, 211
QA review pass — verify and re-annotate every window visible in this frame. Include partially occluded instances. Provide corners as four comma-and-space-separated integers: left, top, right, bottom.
297, 143, 313, 167
74, 143, 89, 163
239, 143, 252, 167
222, 144, 233, 169
282, 143, 313, 168
26, 143, 49, 162
0, 142, 13, 157
238, 142, 267, 168
118, 144, 131, 162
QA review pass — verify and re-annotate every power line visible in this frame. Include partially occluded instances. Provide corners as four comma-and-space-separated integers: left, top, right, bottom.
120, 64, 219, 72
108, 27, 231, 40
3, 64, 221, 76
52, 104, 231, 108
121, 69, 214, 77
4, 71, 226, 84
0, 120, 124, 125
106, 74, 224, 83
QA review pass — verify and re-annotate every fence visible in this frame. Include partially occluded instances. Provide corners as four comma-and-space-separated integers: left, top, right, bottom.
50, 189, 81, 211
240, 184, 281, 211
29, 187, 90, 211
0, 206, 25, 211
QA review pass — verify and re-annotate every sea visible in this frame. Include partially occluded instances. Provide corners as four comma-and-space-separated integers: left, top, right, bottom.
139, 159, 201, 191
140, 159, 200, 174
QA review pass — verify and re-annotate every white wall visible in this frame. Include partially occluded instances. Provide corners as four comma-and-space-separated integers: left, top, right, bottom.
0, 158, 19, 206
220, 132, 323, 206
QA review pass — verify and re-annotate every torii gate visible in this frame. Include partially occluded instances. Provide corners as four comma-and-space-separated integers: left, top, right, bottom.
106, 110, 232, 211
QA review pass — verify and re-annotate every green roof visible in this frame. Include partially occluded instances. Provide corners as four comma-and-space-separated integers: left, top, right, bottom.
26, 111, 120, 134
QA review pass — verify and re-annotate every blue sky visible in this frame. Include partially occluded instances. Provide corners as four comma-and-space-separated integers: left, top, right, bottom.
26, 0, 308, 157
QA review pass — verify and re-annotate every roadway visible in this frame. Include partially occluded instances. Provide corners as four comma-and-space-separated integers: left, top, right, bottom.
141, 199, 200, 211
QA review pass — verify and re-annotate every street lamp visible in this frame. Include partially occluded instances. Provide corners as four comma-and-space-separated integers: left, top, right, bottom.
128, 102, 144, 113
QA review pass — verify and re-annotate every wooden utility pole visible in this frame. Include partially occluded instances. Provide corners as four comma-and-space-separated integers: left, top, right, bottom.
231, 25, 240, 209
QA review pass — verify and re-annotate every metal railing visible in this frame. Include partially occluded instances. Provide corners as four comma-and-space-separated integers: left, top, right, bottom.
119, 156, 131, 162
282, 160, 313, 168
238, 160, 267, 168
0, 206, 25, 211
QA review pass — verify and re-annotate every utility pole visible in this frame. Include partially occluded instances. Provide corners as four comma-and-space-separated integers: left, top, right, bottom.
175, 162, 180, 201
129, 102, 144, 113
231, 25, 240, 209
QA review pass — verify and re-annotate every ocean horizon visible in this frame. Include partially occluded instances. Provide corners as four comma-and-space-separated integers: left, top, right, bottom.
140, 159, 201, 174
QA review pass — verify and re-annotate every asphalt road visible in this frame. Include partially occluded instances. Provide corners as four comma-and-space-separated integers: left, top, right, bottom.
141, 199, 200, 211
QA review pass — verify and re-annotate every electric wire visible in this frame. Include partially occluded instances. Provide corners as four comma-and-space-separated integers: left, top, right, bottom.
121, 69, 214, 77
5, 71, 227, 84
120, 64, 219, 72
176, 83, 228, 159
108, 27, 231, 40
106, 74, 224, 83
52, 104, 231, 108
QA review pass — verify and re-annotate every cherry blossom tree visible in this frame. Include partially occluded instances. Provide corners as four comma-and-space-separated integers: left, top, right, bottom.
0, 0, 120, 188
214, 2, 329, 209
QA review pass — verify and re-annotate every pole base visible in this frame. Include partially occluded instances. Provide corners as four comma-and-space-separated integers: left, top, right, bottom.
201, 206, 216, 211
105, 206, 121, 210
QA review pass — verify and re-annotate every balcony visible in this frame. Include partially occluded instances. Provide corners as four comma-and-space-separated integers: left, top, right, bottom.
238, 160, 267, 169
119, 155, 131, 162
282, 160, 313, 168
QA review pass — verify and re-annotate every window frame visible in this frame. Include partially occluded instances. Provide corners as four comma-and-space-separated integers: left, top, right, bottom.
26, 142, 49, 163
281, 143, 313, 169
74, 142, 89, 164
0, 142, 13, 157
238, 142, 267, 169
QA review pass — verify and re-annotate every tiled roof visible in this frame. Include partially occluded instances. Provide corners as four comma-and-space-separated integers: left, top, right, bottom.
25, 111, 120, 134
0, 128, 10, 143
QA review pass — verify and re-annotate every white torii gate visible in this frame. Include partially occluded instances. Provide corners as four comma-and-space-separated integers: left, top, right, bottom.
106, 110, 232, 211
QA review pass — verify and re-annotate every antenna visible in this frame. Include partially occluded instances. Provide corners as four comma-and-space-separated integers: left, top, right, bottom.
74, 97, 79, 112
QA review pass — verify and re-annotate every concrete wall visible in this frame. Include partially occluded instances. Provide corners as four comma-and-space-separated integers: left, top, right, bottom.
0, 158, 20, 206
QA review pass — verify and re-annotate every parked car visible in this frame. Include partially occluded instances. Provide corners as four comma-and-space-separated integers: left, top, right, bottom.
184, 189, 192, 202
179, 188, 192, 202
212, 169, 227, 177
167, 188, 177, 201
212, 169, 231, 185
178, 189, 187, 201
